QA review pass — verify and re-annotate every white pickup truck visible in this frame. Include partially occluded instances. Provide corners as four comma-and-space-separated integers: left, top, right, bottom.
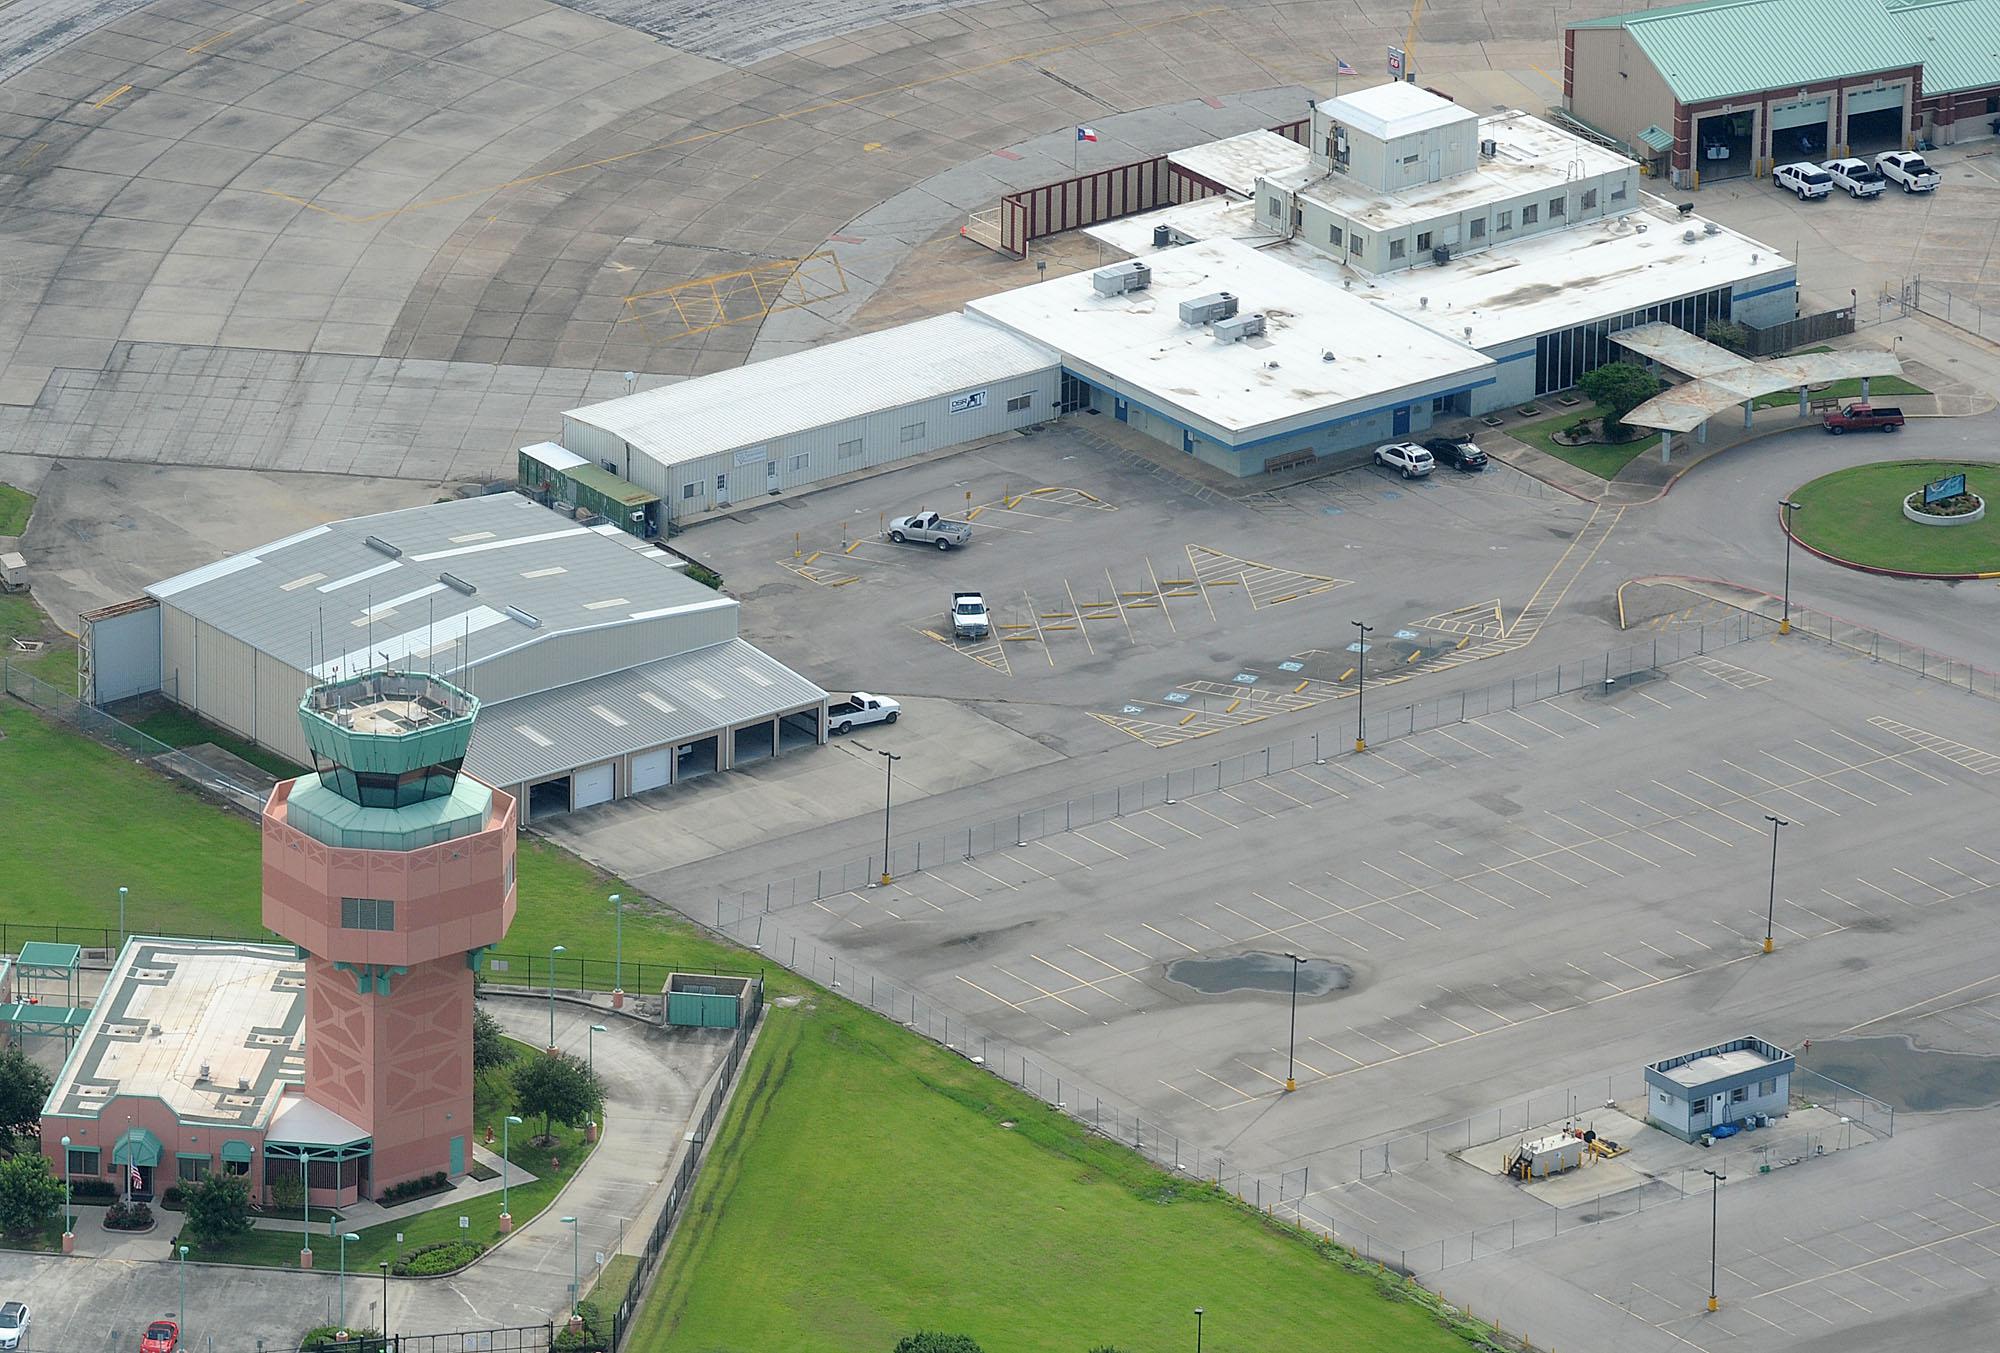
1820, 157, 1886, 198
949, 591, 990, 639
1772, 162, 1831, 200
887, 511, 972, 550
826, 692, 900, 734
1875, 150, 1939, 193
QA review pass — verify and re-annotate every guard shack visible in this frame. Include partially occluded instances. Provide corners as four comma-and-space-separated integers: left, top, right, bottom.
1645, 1035, 1794, 1142
519, 441, 661, 539
662, 973, 761, 1029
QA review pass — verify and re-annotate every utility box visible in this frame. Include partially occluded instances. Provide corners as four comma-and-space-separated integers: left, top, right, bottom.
1091, 261, 1152, 296
0, 552, 25, 592
1213, 312, 1267, 343
1178, 292, 1238, 326
662, 972, 761, 1029
1509, 1133, 1585, 1178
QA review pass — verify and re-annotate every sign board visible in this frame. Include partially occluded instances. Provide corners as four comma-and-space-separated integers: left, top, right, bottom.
488, 959, 508, 974
459, 1216, 470, 1230
1387, 46, 1405, 77
950, 390, 988, 415
733, 446, 768, 466
1924, 472, 1967, 505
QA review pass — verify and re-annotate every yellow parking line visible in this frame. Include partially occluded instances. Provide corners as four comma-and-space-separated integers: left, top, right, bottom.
186, 29, 233, 54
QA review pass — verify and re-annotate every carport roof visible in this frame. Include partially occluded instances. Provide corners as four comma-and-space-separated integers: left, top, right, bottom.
1889, 0, 2000, 95
467, 637, 826, 787
1571, 0, 1918, 104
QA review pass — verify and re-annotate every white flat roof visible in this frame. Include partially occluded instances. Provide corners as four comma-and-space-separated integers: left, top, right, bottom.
267, 1091, 369, 1147
1662, 1047, 1781, 1087
1321, 81, 1478, 140
965, 237, 1493, 444
1295, 111, 1635, 232
1086, 195, 1278, 255
565, 312, 1059, 469
1168, 129, 1312, 197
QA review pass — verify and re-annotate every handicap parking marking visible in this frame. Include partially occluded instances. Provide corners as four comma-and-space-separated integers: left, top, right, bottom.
911, 623, 1012, 674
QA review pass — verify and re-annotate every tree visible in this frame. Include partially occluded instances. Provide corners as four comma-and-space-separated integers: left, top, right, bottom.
472, 1008, 513, 1075
891, 1336, 983, 1353
181, 1172, 253, 1245
1703, 318, 1749, 354
0, 1047, 52, 1149
510, 1050, 602, 1144
1579, 361, 1662, 437
0, 1153, 63, 1236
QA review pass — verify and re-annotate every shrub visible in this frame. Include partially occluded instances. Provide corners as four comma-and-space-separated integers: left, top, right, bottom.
69, 1177, 117, 1202
1564, 419, 1594, 441
268, 1173, 305, 1212
104, 1199, 153, 1230
160, 1186, 183, 1209
376, 1170, 450, 1205
685, 561, 724, 591
391, 1240, 485, 1276
1579, 361, 1662, 436
473, 1008, 513, 1075
182, 1174, 253, 1243
553, 1301, 607, 1353
299, 1326, 386, 1352
0, 1154, 63, 1235
892, 1335, 984, 1353
1703, 319, 1749, 353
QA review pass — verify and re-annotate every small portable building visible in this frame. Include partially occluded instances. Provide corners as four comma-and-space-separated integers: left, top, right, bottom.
519, 442, 661, 539
663, 973, 761, 1029
1645, 1034, 1795, 1141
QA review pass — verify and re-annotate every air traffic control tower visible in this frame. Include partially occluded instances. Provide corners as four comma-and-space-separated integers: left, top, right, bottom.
261, 670, 517, 1195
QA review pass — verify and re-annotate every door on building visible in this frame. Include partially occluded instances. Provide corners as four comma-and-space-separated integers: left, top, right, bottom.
1392, 405, 1412, 435
573, 762, 615, 809
1843, 87, 1906, 156
1694, 111, 1754, 181
1114, 397, 1128, 422
449, 1136, 465, 1176
1058, 372, 1092, 413
715, 472, 731, 505
1769, 96, 1831, 161
629, 747, 671, 794
766, 460, 779, 492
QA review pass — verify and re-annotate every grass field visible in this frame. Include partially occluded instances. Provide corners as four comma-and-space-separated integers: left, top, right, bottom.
125, 705, 308, 779
1789, 460, 2000, 575
632, 998, 1486, 1353
1506, 406, 1652, 480
1749, 372, 1927, 410
0, 481, 30, 535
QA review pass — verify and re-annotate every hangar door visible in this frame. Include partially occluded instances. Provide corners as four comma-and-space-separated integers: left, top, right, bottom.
1769, 96, 1830, 159
573, 761, 615, 809
630, 748, 670, 794
1844, 86, 1906, 156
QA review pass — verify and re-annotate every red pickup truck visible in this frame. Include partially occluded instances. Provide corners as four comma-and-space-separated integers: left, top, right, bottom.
1822, 403, 1905, 434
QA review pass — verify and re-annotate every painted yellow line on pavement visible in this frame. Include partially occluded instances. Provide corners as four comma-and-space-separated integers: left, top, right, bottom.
92, 84, 132, 109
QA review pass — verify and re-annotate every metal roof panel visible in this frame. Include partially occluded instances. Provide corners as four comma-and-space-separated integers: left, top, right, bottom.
1571, 0, 1919, 103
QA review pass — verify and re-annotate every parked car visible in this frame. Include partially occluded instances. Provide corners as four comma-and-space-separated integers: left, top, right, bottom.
0, 1302, 28, 1352
948, 591, 990, 639
1821, 403, 1904, 434
1373, 442, 1435, 478
827, 692, 901, 734
1772, 163, 1831, 200
1702, 136, 1731, 161
1820, 157, 1886, 198
141, 1320, 179, 1353
886, 510, 972, 550
1422, 435, 1488, 471
1875, 150, 1939, 193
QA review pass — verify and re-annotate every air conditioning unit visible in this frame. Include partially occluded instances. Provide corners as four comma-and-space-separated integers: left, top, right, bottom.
1480, 138, 1498, 157
1213, 312, 1267, 343
1432, 244, 1451, 265
1090, 260, 1151, 296
1178, 291, 1239, 325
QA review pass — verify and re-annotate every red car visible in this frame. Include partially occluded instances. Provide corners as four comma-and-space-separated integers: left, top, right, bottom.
142, 1320, 179, 1353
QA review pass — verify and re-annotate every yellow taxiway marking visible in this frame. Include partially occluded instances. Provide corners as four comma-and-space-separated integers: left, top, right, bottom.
92, 84, 133, 109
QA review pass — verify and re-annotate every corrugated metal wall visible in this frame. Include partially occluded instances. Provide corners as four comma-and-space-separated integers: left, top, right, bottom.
638, 368, 1059, 517
82, 602, 162, 705
160, 608, 315, 765
465, 607, 741, 704
557, 417, 624, 470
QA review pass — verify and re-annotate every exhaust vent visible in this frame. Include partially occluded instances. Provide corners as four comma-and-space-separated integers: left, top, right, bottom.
440, 572, 477, 595
363, 535, 402, 558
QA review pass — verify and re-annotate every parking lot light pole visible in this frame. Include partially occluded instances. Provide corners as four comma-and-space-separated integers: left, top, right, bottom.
1352, 621, 1374, 752
587, 1023, 607, 1076
118, 885, 127, 947
500, 1115, 523, 1225
877, 750, 902, 886
60, 1134, 72, 1242
178, 1243, 188, 1319
1284, 953, 1307, 1092
1704, 1170, 1726, 1311
610, 893, 623, 998
1194, 1306, 1204, 1353
1762, 815, 1788, 953
338, 1231, 361, 1327
1778, 499, 1803, 634
379, 1260, 390, 1336
562, 1215, 580, 1317
548, 944, 566, 1047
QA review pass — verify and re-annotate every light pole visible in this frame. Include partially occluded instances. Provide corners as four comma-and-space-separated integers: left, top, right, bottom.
379, 1260, 390, 1336
1703, 1169, 1725, 1311
1762, 815, 1788, 953
338, 1231, 361, 1326
118, 885, 127, 947
587, 1023, 607, 1076
561, 1215, 580, 1317
1352, 621, 1374, 752
548, 944, 567, 1047
501, 1115, 523, 1223
178, 1243, 188, 1319
59, 1134, 72, 1243
1777, 499, 1803, 634
877, 750, 901, 886
1194, 1306, 1204, 1353
1284, 953, 1307, 1092
610, 893, 623, 998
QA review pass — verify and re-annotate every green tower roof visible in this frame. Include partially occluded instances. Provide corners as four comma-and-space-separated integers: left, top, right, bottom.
299, 670, 477, 775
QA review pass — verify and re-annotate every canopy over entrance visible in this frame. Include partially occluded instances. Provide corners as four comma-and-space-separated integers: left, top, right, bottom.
1612, 323, 1904, 433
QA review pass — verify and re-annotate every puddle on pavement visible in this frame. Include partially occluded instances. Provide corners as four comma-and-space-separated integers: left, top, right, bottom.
1806, 1036, 2000, 1113
1166, 952, 1352, 996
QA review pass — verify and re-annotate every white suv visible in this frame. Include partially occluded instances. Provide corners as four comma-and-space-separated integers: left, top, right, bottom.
1374, 442, 1435, 478
0, 1302, 27, 1351
1773, 163, 1831, 199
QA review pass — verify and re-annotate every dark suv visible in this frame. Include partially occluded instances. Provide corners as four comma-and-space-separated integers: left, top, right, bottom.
1423, 436, 1488, 471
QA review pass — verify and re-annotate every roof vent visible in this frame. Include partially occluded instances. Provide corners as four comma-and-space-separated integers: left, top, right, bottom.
504, 605, 542, 629
1420, 296, 1429, 309
1480, 138, 1497, 157
1179, 291, 1238, 325
1091, 260, 1151, 296
1682, 229, 1698, 243
1213, 312, 1267, 343
440, 572, 476, 595
363, 535, 402, 558
1704, 221, 1720, 235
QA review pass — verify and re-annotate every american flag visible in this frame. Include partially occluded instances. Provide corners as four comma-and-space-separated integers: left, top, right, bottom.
1335, 56, 1358, 76
129, 1163, 143, 1193
1075, 126, 1098, 143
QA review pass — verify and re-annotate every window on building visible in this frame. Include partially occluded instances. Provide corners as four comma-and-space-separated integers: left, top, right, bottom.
1495, 209, 1513, 231
681, 482, 700, 500
1730, 1086, 1748, 1103
1581, 188, 1597, 210
1389, 238, 1406, 260
715, 473, 727, 493
340, 897, 395, 931
1758, 1078, 1776, 1096
224, 1156, 249, 1177
1469, 218, 1486, 240
900, 422, 925, 443
1349, 236, 1363, 257
177, 1156, 210, 1184
1006, 394, 1032, 413
1328, 224, 1343, 247
1416, 230, 1432, 251
1609, 180, 1628, 202
1402, 153, 1419, 164
837, 438, 863, 459
1657, 1091, 1670, 1104
1266, 196, 1281, 219
1549, 196, 1566, 218
790, 453, 808, 471
1522, 203, 1539, 225
68, 1148, 99, 1177
1691, 1096, 1708, 1116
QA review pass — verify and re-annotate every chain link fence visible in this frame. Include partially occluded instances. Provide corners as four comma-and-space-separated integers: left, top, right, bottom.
1900, 274, 2000, 342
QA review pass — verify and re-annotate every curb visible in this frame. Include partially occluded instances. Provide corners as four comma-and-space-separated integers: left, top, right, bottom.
1778, 507, 2000, 580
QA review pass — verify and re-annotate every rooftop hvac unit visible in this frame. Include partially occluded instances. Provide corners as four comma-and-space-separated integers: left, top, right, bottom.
1480, 138, 1498, 157
1213, 312, 1267, 343
1178, 291, 1239, 325
1432, 244, 1451, 265
1091, 260, 1151, 296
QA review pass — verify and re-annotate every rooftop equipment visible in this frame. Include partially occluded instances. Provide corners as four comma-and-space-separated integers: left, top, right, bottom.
1178, 292, 1239, 325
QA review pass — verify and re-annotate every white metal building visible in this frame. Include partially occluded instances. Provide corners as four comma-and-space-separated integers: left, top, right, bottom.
560, 313, 1060, 524
79, 494, 827, 821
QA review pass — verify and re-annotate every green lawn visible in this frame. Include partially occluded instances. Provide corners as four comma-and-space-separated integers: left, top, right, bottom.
1750, 372, 1927, 411
176, 1039, 596, 1269
125, 705, 308, 779
1506, 406, 1653, 479
0, 1215, 66, 1253
1790, 460, 2000, 576
0, 481, 30, 535
631, 999, 1486, 1353
1, 587, 83, 693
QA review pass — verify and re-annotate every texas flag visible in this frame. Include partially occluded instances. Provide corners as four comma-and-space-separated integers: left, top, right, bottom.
1335, 56, 1358, 76
1075, 126, 1098, 142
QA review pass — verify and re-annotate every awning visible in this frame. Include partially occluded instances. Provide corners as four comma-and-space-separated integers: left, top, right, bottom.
1638, 125, 1674, 153
112, 1127, 162, 1167
266, 1093, 370, 1150
220, 1140, 253, 1163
